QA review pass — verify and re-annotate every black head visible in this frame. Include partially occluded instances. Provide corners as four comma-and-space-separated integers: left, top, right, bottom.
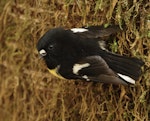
37, 28, 81, 69
37, 27, 100, 69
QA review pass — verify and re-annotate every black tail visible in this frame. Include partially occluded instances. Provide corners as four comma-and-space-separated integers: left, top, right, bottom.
99, 50, 144, 81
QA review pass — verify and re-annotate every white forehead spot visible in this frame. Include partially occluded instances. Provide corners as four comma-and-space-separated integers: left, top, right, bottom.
71, 28, 88, 33
73, 63, 90, 75
82, 75, 90, 81
39, 49, 47, 56
117, 73, 135, 84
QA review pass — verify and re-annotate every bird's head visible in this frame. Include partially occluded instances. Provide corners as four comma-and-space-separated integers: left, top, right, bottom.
37, 28, 82, 69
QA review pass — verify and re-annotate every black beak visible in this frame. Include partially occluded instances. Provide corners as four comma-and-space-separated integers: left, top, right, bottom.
39, 54, 44, 59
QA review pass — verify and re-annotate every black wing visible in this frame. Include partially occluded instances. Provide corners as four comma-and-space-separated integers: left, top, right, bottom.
98, 50, 144, 81
72, 56, 131, 85
70, 25, 121, 39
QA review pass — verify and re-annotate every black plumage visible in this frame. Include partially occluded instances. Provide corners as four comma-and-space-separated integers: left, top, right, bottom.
37, 25, 144, 85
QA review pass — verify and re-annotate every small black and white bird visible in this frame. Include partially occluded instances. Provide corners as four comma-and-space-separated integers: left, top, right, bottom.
37, 25, 144, 85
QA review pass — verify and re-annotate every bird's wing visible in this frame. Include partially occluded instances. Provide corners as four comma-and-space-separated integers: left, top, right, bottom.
98, 50, 144, 81
70, 25, 121, 39
72, 56, 129, 85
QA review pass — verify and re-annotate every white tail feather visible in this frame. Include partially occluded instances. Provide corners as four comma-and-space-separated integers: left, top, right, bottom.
117, 73, 135, 84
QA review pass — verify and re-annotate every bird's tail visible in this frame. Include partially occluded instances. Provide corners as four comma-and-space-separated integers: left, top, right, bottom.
99, 50, 144, 84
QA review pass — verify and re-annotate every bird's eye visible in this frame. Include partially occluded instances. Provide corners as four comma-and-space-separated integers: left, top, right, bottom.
48, 44, 55, 50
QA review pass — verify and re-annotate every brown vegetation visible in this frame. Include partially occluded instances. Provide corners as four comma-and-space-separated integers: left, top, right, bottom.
0, 0, 149, 121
